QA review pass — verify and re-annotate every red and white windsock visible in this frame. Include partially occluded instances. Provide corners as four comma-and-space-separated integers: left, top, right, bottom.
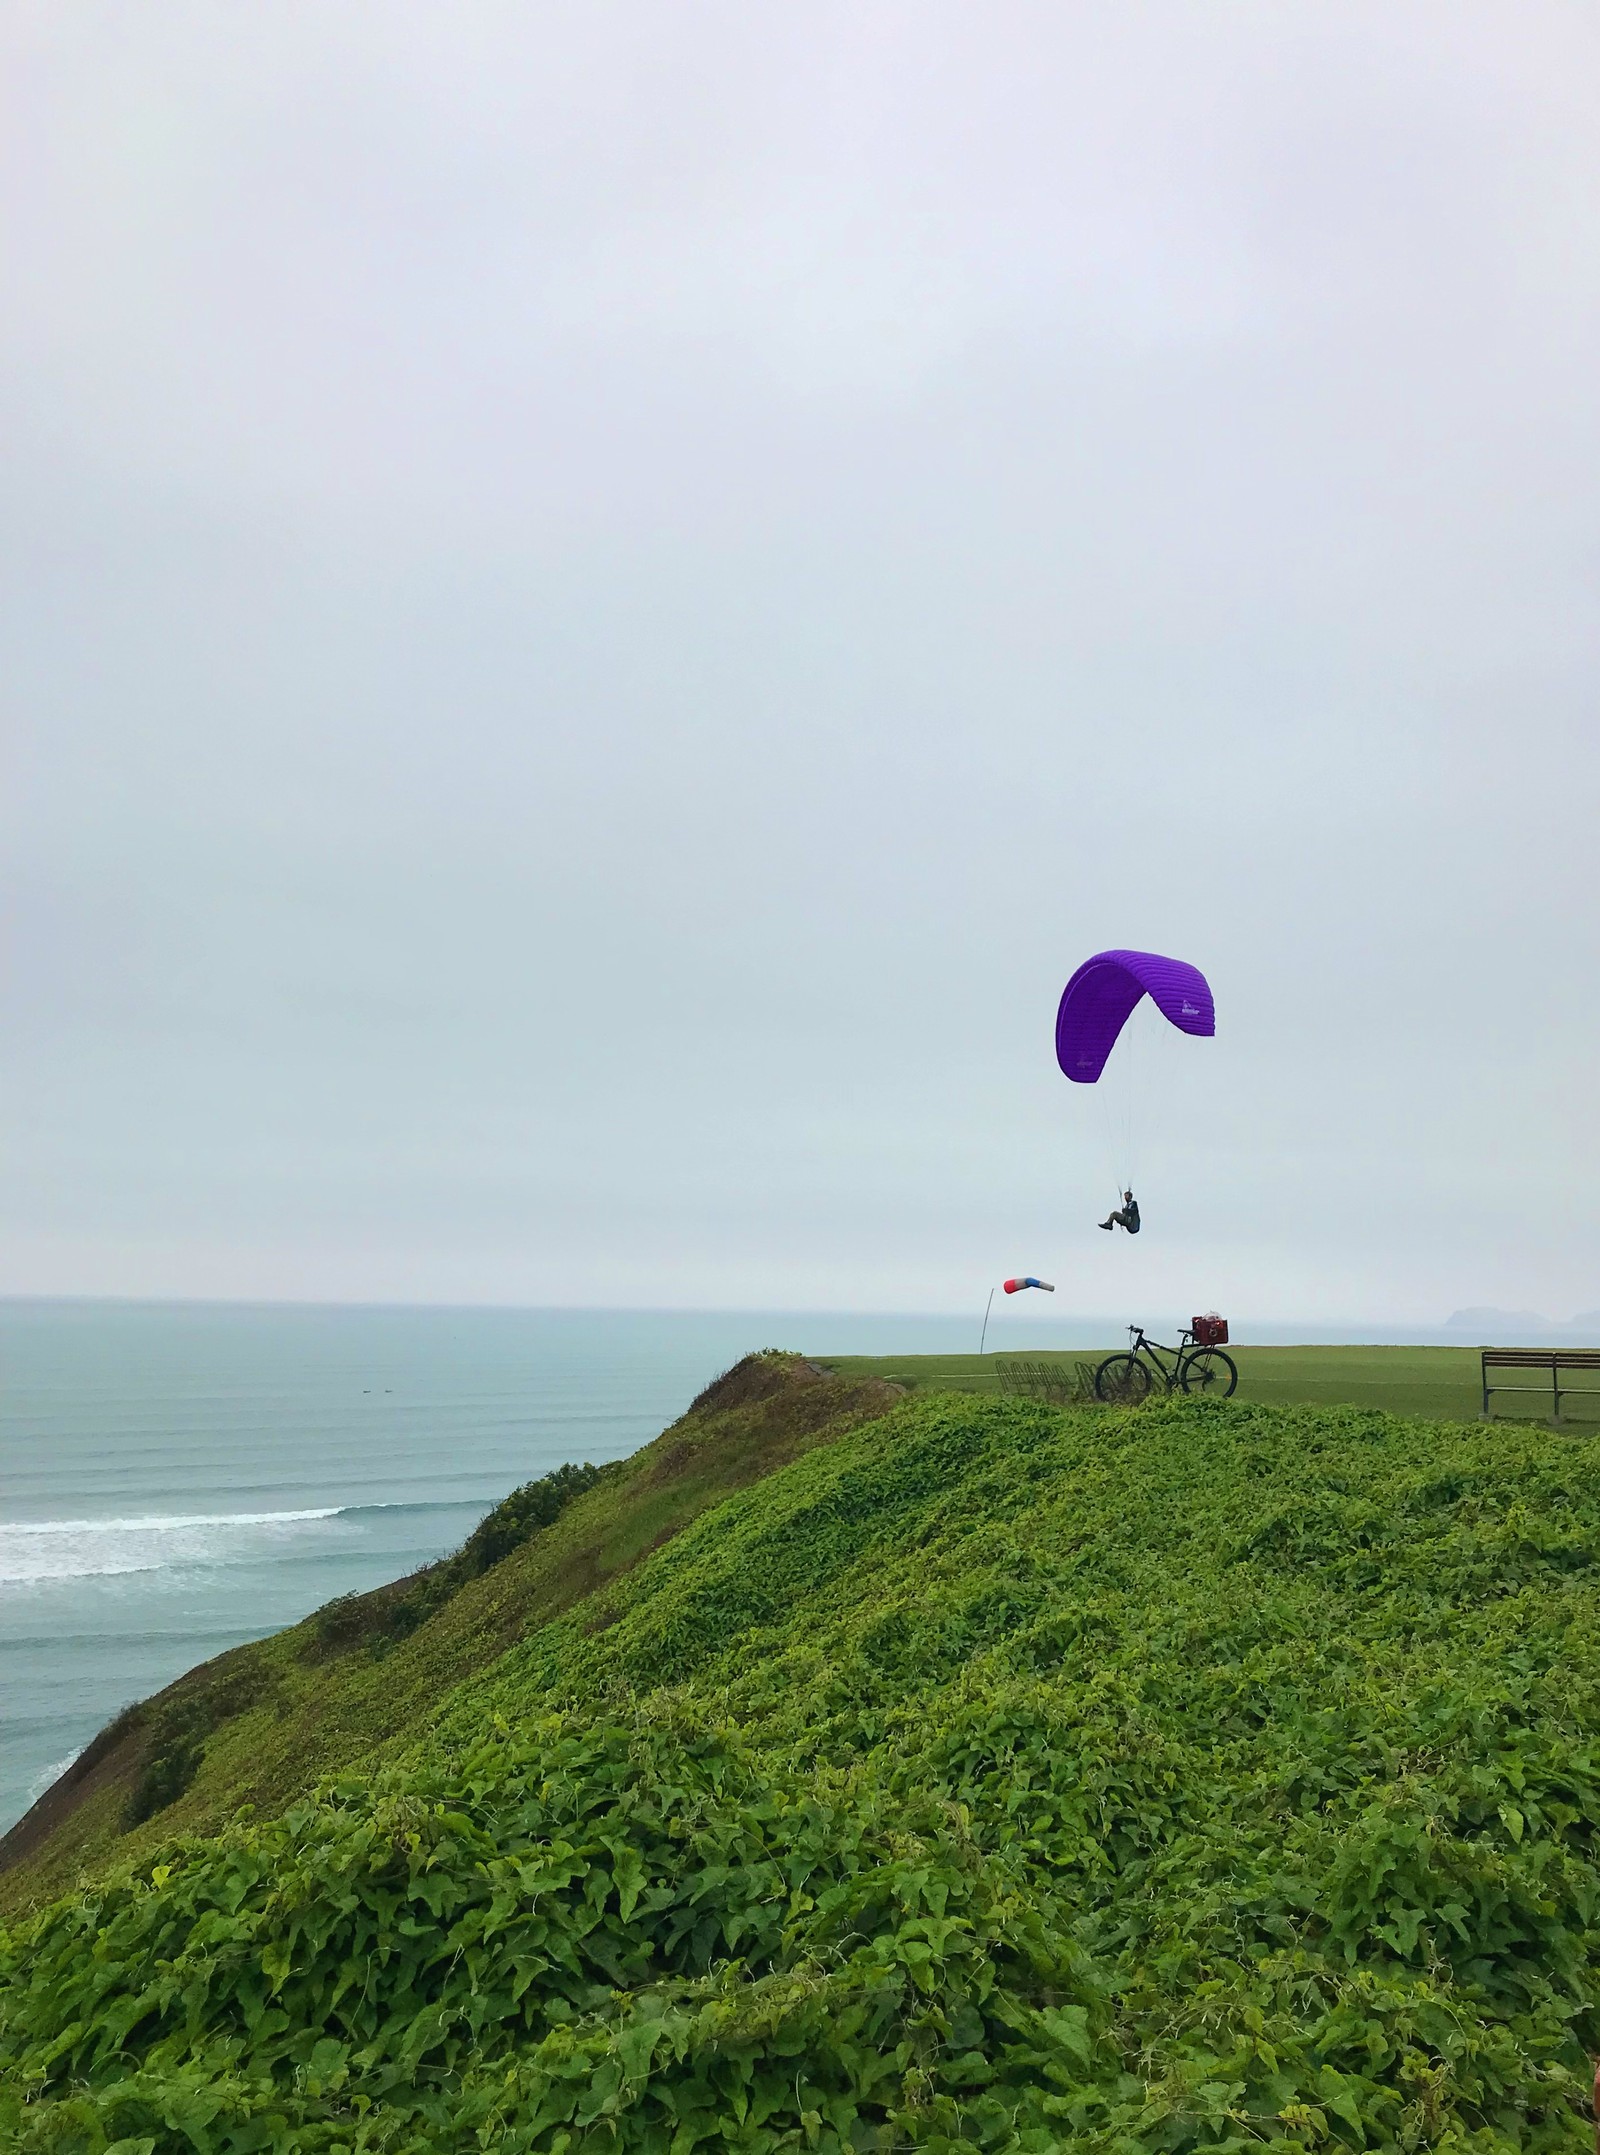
1002, 1277, 1055, 1295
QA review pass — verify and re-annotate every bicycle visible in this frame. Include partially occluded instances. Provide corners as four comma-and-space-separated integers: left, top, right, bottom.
1094, 1324, 1237, 1403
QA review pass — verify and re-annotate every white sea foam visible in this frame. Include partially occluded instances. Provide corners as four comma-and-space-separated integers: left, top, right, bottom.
9, 1508, 341, 1536
27, 1745, 85, 1804
0, 1508, 344, 1586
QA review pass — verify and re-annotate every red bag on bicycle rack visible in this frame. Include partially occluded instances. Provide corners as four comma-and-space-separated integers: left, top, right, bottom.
1192, 1312, 1229, 1346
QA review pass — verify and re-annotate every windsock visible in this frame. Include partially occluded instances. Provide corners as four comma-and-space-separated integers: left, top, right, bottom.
1002, 1277, 1055, 1294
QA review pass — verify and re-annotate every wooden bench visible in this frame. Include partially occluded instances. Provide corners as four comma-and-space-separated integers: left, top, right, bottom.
1481, 1347, 1600, 1424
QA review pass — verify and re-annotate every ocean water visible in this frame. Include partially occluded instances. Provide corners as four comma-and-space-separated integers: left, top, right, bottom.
0, 1300, 996, 1834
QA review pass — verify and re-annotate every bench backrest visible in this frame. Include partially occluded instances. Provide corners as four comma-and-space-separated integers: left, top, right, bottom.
1482, 1348, 1600, 1369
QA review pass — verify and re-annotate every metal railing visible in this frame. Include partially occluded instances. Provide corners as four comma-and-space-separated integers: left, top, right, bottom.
993, 1358, 1095, 1405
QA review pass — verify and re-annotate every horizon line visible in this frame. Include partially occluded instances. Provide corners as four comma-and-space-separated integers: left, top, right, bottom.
1, 1291, 1593, 1334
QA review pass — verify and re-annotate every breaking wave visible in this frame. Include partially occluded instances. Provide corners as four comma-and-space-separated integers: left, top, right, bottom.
0, 1498, 494, 1587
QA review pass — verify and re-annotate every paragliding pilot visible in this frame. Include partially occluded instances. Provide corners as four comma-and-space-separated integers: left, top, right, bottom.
1055, 950, 1212, 1246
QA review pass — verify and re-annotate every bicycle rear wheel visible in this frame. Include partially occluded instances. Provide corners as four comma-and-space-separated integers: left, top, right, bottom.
1180, 1349, 1237, 1398
1095, 1353, 1153, 1404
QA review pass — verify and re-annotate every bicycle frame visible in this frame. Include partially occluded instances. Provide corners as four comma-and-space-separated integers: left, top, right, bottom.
1126, 1325, 1197, 1392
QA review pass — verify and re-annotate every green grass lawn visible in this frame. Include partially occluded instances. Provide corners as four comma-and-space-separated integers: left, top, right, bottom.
821, 1342, 1593, 1424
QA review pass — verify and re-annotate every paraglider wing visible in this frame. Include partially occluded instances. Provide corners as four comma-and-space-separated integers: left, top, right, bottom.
1055, 949, 1213, 1084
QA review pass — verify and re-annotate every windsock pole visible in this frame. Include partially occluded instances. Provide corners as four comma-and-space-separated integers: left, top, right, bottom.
979, 1287, 995, 1356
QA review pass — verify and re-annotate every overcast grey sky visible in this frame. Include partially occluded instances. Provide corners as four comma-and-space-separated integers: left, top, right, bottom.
3, 2, 1596, 1323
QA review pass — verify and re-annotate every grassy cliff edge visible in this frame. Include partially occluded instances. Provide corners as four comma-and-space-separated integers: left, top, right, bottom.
0, 1351, 902, 1916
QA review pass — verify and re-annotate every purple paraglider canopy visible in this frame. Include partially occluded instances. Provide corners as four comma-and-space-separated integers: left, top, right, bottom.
1055, 949, 1214, 1084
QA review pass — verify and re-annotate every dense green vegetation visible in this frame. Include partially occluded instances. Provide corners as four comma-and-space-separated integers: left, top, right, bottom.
4, 1364, 1599, 2151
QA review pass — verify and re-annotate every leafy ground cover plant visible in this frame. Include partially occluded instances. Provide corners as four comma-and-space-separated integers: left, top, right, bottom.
3, 1383, 1598, 2151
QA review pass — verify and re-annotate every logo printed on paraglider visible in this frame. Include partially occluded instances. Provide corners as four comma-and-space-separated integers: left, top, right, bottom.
1180, 1001, 1199, 1016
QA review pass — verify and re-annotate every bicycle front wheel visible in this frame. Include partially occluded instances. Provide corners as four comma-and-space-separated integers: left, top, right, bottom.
1095, 1353, 1153, 1404
1180, 1349, 1237, 1398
